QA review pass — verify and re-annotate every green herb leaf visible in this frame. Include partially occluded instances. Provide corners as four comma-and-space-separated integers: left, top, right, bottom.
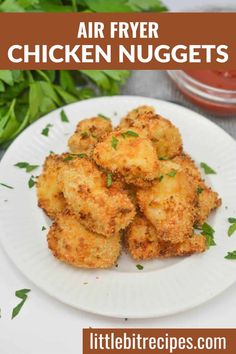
63, 153, 87, 162
111, 136, 118, 150
228, 217, 236, 224
106, 173, 113, 187
12, 289, 31, 320
136, 264, 144, 270
196, 186, 204, 195
41, 124, 53, 137
200, 162, 216, 175
0, 182, 14, 189
98, 113, 111, 121
28, 176, 36, 188
60, 109, 69, 123
42, 226, 46, 231
81, 132, 89, 138
201, 222, 216, 247
159, 175, 164, 182
159, 156, 169, 160
167, 170, 177, 177
228, 223, 236, 237
225, 250, 236, 260
121, 130, 139, 138
15, 162, 39, 173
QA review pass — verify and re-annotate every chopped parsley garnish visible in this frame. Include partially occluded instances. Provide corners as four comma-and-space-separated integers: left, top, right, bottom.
12, 289, 31, 320
121, 130, 139, 138
225, 250, 236, 260
41, 226, 46, 231
106, 173, 113, 187
98, 113, 110, 121
60, 109, 69, 123
200, 162, 216, 175
136, 264, 144, 270
28, 176, 36, 189
0, 182, 14, 189
196, 186, 204, 195
167, 170, 177, 177
49, 150, 55, 154
14, 162, 39, 173
159, 156, 169, 160
228, 217, 236, 237
159, 175, 164, 182
41, 124, 53, 137
111, 136, 118, 150
201, 222, 216, 247
81, 132, 89, 138
63, 153, 87, 162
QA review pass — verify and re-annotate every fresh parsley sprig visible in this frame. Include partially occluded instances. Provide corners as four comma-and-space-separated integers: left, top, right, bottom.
225, 250, 236, 260
12, 289, 31, 320
228, 217, 236, 237
15, 162, 39, 173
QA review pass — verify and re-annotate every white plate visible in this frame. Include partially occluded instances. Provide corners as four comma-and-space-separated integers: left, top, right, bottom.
0, 96, 236, 319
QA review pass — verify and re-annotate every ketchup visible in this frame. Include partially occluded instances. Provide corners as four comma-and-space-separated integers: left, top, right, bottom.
174, 70, 236, 116
184, 70, 236, 91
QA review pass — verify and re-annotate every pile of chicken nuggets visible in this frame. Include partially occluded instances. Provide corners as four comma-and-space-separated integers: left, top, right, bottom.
37, 106, 221, 269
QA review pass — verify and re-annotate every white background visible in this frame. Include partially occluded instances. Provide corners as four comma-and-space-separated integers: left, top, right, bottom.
1, 1, 236, 354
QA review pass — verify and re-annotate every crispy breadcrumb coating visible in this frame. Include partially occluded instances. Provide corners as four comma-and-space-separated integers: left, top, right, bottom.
173, 154, 221, 226
37, 154, 67, 219
125, 216, 206, 260
93, 128, 160, 187
48, 210, 121, 268
118, 106, 183, 159
137, 161, 197, 244
68, 117, 112, 156
58, 157, 136, 237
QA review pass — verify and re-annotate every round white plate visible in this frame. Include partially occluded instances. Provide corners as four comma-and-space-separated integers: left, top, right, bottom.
0, 96, 236, 319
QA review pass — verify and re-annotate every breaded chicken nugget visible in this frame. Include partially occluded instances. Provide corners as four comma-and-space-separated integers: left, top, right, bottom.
37, 154, 67, 219
48, 210, 121, 268
93, 128, 160, 187
68, 117, 112, 156
118, 106, 182, 159
119, 105, 155, 129
137, 161, 197, 244
59, 157, 135, 237
125, 216, 206, 260
173, 154, 221, 226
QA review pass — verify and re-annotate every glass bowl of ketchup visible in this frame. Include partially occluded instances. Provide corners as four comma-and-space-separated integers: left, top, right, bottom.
168, 70, 236, 116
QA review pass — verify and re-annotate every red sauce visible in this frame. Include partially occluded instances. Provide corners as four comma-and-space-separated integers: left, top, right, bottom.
175, 70, 236, 116
184, 70, 236, 90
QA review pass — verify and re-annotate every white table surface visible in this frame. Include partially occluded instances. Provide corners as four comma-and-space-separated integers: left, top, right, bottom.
1, 2, 236, 354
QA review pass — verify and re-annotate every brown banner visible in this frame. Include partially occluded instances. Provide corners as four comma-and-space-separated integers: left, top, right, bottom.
0, 13, 235, 69
83, 328, 235, 353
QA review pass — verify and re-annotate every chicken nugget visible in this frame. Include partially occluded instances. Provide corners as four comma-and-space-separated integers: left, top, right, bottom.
125, 215, 206, 260
68, 116, 112, 156
119, 107, 182, 159
59, 157, 135, 237
37, 154, 67, 219
93, 128, 160, 187
173, 154, 221, 226
48, 210, 121, 268
137, 161, 197, 244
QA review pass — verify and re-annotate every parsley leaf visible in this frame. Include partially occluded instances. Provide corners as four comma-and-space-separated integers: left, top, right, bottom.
41, 123, 53, 137
41, 226, 46, 231
12, 289, 31, 320
167, 170, 177, 177
228, 223, 236, 237
98, 113, 111, 121
0, 182, 14, 189
111, 136, 118, 150
60, 109, 69, 123
159, 156, 169, 160
121, 130, 139, 138
159, 175, 164, 182
136, 264, 144, 270
225, 251, 236, 260
200, 162, 216, 175
28, 176, 36, 188
106, 173, 113, 187
196, 186, 204, 195
15, 162, 39, 173
201, 222, 216, 247
63, 153, 87, 162
81, 132, 89, 138
228, 217, 236, 224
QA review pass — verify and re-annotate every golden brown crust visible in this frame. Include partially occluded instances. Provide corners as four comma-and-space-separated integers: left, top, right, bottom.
93, 128, 160, 187
137, 161, 197, 244
36, 154, 67, 219
173, 154, 221, 226
58, 157, 136, 237
125, 216, 206, 261
48, 210, 121, 268
68, 117, 112, 157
